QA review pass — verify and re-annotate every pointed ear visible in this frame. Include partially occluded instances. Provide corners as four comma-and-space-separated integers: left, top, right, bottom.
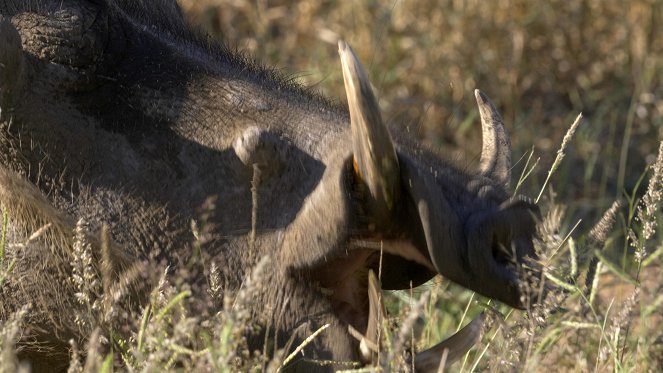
338, 40, 400, 220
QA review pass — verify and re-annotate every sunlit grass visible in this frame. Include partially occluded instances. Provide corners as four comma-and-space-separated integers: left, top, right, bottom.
1, 0, 661, 371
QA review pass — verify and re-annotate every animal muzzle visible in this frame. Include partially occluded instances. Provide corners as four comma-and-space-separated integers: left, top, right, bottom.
463, 197, 541, 308
400, 154, 541, 309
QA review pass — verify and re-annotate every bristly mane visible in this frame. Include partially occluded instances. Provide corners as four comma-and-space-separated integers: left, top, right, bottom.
105, 0, 341, 110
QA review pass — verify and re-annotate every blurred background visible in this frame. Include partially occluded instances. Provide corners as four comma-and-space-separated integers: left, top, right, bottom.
177, 0, 661, 259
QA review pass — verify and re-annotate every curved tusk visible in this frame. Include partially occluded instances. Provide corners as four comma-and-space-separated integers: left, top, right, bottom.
363, 269, 385, 362
348, 269, 385, 364
414, 313, 484, 372
339, 40, 400, 218
475, 89, 511, 186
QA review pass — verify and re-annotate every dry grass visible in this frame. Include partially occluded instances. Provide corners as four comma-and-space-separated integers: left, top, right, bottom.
180, 0, 662, 213
1, 0, 662, 371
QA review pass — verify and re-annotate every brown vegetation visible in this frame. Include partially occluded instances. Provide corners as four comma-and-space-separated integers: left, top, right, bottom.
1, 0, 661, 371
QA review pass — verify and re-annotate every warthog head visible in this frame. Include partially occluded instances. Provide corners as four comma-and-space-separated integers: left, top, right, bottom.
0, 1, 540, 371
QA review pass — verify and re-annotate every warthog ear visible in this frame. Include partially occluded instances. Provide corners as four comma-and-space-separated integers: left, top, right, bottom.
476, 89, 512, 186
338, 41, 401, 220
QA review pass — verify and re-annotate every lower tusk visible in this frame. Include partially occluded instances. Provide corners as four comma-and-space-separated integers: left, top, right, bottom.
347, 323, 378, 354
414, 313, 484, 372
348, 269, 386, 364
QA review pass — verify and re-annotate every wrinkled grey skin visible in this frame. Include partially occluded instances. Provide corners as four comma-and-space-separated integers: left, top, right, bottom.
0, 0, 539, 371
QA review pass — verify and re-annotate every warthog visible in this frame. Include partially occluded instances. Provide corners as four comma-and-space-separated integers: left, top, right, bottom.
0, 0, 540, 371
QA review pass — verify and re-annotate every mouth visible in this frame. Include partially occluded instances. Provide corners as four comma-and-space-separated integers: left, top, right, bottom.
308, 240, 485, 368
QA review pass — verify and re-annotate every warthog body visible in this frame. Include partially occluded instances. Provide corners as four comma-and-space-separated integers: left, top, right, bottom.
0, 0, 539, 371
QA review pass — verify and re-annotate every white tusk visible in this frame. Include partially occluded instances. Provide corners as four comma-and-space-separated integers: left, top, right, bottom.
338, 40, 400, 220
348, 269, 385, 364
414, 313, 484, 372
475, 89, 512, 186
